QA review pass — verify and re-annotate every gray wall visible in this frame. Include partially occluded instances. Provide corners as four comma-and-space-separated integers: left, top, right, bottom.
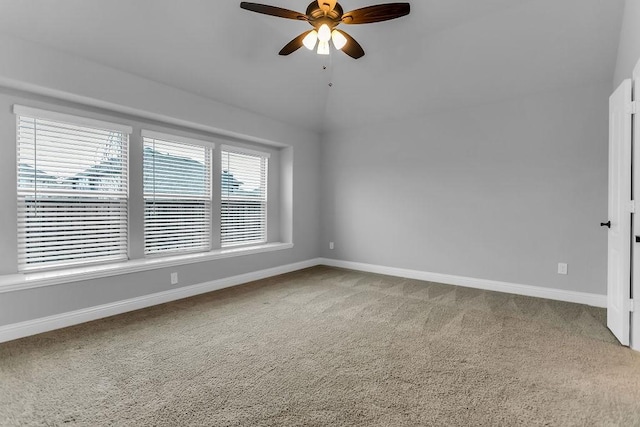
0, 23, 621, 328
0, 36, 321, 326
320, 82, 610, 295
614, 0, 640, 87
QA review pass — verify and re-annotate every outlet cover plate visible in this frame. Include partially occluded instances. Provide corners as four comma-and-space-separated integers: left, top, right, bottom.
557, 263, 568, 275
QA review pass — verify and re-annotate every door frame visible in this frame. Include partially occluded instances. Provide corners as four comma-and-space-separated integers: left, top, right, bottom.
608, 78, 633, 346
632, 59, 640, 351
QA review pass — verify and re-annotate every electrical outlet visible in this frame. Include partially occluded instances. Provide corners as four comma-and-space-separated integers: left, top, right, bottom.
557, 263, 568, 275
329, 242, 334, 250
171, 272, 178, 285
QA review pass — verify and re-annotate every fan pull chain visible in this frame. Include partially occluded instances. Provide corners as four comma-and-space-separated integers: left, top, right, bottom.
322, 50, 335, 88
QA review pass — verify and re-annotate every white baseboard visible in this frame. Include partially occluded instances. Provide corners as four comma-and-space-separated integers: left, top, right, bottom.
319, 258, 607, 308
0, 258, 322, 344
0, 257, 607, 344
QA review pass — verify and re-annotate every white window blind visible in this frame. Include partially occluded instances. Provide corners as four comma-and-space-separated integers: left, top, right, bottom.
221, 146, 269, 247
16, 109, 130, 272
143, 132, 212, 255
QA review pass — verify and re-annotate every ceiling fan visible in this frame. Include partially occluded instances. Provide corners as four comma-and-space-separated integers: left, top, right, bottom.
240, 1, 410, 59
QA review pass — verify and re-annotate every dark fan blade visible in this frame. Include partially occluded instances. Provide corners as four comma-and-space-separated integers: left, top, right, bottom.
279, 31, 313, 55
340, 31, 365, 59
342, 3, 410, 24
240, 2, 307, 21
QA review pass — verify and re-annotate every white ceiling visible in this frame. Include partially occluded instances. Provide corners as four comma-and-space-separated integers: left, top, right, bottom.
0, 0, 626, 133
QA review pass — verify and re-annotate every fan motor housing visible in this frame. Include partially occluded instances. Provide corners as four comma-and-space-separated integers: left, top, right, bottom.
306, 1, 343, 28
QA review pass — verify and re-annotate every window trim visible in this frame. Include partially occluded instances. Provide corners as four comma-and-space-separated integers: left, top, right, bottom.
0, 242, 294, 293
6, 103, 290, 285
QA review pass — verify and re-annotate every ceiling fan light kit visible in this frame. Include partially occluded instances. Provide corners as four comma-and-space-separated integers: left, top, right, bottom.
317, 40, 330, 55
302, 30, 319, 50
240, 1, 410, 59
331, 30, 348, 50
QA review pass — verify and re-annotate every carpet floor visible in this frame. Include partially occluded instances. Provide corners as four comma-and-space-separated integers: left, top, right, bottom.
2, 266, 640, 426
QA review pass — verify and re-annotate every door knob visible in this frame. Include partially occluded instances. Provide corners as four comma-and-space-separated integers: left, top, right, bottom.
601, 221, 611, 228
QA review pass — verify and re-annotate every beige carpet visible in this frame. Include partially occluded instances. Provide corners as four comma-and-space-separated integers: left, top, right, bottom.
2, 266, 640, 426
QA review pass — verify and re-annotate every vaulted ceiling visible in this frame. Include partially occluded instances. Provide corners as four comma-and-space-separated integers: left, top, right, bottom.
0, 0, 626, 133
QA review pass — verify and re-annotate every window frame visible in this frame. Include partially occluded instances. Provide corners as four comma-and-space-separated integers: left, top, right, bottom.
220, 144, 270, 248
141, 129, 215, 257
8, 103, 289, 282
14, 105, 132, 272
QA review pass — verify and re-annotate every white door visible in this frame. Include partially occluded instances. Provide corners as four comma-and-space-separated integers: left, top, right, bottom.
607, 79, 633, 346
632, 62, 640, 351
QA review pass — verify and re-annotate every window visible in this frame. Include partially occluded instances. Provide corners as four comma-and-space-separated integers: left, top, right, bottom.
221, 146, 269, 247
12, 103, 282, 277
15, 106, 130, 272
143, 131, 213, 255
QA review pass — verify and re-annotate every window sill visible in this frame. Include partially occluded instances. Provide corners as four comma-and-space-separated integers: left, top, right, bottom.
0, 242, 294, 294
